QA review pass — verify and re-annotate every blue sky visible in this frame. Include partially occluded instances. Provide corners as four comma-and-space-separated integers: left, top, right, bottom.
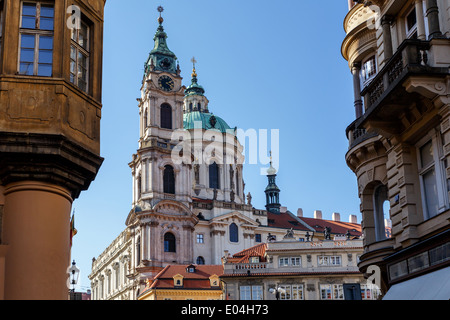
71, 0, 360, 291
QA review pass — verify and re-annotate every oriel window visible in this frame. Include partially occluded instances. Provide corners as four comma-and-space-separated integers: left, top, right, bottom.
70, 19, 90, 92
19, 1, 54, 76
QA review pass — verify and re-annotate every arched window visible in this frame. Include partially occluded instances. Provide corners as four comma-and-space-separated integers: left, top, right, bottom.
229, 223, 238, 243
209, 162, 220, 189
196, 256, 205, 265
164, 232, 176, 252
160, 103, 172, 129
163, 165, 175, 194
373, 185, 391, 241
189, 103, 193, 111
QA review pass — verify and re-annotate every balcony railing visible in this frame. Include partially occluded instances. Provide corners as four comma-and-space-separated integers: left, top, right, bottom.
361, 39, 432, 111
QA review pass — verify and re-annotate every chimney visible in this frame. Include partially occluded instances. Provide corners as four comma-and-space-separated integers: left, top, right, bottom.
314, 210, 322, 219
332, 212, 341, 222
297, 208, 303, 217
280, 206, 287, 213
349, 215, 358, 224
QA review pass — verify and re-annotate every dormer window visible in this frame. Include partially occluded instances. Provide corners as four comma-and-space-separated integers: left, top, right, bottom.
186, 265, 196, 273
250, 257, 260, 263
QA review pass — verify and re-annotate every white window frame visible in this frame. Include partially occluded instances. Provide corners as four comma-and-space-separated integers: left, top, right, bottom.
405, 6, 418, 39
360, 55, 377, 87
239, 285, 263, 300
318, 255, 342, 266
320, 284, 344, 300
18, 1, 54, 77
196, 233, 204, 244
290, 257, 301, 266
70, 19, 90, 92
416, 129, 448, 220
279, 257, 289, 267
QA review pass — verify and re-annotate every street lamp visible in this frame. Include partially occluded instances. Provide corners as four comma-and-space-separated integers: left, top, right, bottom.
69, 260, 80, 293
269, 285, 286, 300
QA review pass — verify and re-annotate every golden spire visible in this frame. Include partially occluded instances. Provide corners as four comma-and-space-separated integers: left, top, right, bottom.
191, 56, 197, 78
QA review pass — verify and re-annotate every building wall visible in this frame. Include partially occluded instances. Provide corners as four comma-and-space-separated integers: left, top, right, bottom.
222, 239, 375, 300
342, 0, 450, 294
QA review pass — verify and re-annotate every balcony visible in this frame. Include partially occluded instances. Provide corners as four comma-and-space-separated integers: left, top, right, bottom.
356, 39, 449, 137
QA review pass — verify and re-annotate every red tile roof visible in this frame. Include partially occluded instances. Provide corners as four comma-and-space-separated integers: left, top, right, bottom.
144, 264, 224, 291
226, 243, 268, 264
299, 217, 362, 237
267, 211, 312, 231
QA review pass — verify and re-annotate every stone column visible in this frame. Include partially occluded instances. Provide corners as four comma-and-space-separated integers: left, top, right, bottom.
415, 0, 426, 40
381, 15, 393, 60
351, 62, 363, 118
2, 181, 73, 300
425, 0, 442, 38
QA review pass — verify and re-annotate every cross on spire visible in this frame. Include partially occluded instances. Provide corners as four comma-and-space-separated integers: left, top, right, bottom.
191, 57, 197, 77
157, 5, 164, 16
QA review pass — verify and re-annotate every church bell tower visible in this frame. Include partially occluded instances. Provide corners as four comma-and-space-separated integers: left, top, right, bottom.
126, 7, 197, 280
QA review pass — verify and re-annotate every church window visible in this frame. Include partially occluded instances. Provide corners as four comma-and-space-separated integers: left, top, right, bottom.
196, 233, 204, 244
160, 103, 172, 129
196, 256, 205, 265
70, 16, 90, 92
163, 165, 175, 194
229, 223, 238, 243
209, 162, 220, 189
189, 103, 193, 111
164, 232, 176, 252
19, 1, 54, 76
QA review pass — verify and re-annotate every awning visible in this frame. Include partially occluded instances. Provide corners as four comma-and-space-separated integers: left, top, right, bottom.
383, 266, 450, 300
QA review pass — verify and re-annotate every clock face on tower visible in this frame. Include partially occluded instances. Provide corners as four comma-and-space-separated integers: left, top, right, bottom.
158, 75, 174, 92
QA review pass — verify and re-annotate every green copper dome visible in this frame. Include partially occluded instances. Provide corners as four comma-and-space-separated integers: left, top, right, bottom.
185, 73, 205, 96
183, 111, 234, 134
144, 16, 177, 75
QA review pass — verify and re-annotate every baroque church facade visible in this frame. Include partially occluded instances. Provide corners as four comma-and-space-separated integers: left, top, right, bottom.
89, 11, 314, 300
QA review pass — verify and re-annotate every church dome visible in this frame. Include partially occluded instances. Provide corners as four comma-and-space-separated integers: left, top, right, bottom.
183, 111, 234, 134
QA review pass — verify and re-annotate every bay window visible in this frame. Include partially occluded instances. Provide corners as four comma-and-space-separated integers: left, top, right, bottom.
70, 20, 90, 92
